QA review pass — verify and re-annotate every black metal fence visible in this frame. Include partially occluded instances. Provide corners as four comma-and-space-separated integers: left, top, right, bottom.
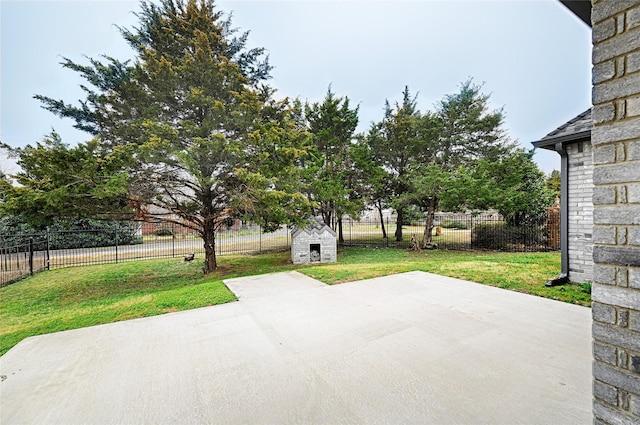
1, 238, 50, 287
339, 213, 560, 252
0, 223, 292, 287
0, 213, 559, 287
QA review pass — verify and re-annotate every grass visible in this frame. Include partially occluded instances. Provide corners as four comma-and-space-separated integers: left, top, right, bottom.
303, 248, 591, 306
0, 247, 589, 357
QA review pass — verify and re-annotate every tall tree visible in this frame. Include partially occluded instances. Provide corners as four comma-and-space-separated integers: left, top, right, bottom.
367, 86, 423, 241
31, 0, 311, 272
350, 136, 391, 239
304, 87, 360, 242
412, 79, 511, 247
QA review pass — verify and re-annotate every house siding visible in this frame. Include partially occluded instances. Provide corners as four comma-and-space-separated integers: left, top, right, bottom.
591, 1, 640, 424
567, 142, 594, 283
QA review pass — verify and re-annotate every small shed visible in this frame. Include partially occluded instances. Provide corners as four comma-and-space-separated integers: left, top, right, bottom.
291, 218, 337, 265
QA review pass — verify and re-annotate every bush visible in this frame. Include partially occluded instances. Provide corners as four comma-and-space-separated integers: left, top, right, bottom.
48, 221, 142, 249
155, 227, 174, 237
471, 223, 543, 250
0, 216, 43, 248
440, 219, 468, 230
0, 218, 142, 249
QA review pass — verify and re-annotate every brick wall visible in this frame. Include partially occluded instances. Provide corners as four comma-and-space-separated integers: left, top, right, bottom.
591, 1, 640, 423
567, 141, 594, 283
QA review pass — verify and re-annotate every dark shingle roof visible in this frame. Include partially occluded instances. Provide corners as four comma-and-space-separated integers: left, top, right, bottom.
532, 108, 592, 150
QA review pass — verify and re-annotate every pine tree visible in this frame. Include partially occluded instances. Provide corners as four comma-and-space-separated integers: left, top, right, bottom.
412, 79, 511, 247
367, 86, 422, 241
304, 87, 361, 242
32, 0, 311, 272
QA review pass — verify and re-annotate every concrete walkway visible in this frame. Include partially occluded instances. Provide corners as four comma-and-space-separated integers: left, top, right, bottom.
0, 271, 592, 424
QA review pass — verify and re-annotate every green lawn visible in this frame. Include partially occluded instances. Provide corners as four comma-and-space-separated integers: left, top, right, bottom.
303, 248, 590, 306
0, 247, 589, 356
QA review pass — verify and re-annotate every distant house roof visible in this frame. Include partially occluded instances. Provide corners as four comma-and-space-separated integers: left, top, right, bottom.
532, 108, 592, 151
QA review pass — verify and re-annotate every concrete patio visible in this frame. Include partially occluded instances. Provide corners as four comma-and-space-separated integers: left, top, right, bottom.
0, 271, 592, 424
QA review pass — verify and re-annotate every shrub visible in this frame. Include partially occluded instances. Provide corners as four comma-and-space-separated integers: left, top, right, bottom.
48, 221, 142, 249
471, 223, 543, 250
1, 218, 142, 249
155, 227, 174, 237
471, 223, 506, 249
440, 219, 468, 230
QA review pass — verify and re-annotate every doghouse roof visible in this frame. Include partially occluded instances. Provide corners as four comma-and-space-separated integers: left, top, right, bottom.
291, 217, 337, 238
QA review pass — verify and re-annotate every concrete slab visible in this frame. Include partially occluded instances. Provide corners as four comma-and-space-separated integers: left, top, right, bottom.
0, 271, 592, 424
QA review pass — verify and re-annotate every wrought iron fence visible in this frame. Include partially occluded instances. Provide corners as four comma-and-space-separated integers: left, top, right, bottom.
0, 239, 50, 287
0, 213, 559, 287
338, 213, 560, 252
0, 222, 291, 287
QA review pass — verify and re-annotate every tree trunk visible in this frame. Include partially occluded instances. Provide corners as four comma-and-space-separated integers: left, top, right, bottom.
321, 206, 332, 227
377, 204, 387, 239
395, 209, 403, 241
422, 198, 438, 248
203, 215, 217, 274
338, 215, 344, 244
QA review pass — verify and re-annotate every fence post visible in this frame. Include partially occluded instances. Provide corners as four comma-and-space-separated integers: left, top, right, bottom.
29, 238, 34, 276
259, 225, 262, 252
46, 227, 50, 270
172, 222, 175, 258
115, 225, 119, 264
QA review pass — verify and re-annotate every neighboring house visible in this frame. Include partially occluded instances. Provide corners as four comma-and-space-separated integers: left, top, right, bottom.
533, 109, 593, 284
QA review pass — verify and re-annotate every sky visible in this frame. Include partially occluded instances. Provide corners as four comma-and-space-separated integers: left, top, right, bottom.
1, 0, 592, 175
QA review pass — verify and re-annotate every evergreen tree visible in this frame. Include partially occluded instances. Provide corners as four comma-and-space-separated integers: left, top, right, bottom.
412, 79, 511, 247
1, 133, 131, 227
545, 169, 561, 200
350, 136, 391, 239
367, 86, 423, 241
444, 148, 554, 225
366, 80, 512, 246
31, 0, 311, 272
304, 87, 361, 242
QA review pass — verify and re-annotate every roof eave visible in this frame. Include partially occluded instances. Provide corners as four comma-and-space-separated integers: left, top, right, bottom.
559, 1, 592, 27
532, 130, 592, 150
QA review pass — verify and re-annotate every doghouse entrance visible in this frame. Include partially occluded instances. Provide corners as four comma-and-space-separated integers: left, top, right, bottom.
310, 244, 321, 262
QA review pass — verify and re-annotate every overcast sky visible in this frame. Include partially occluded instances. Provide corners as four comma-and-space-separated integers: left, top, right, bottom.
1, 0, 591, 175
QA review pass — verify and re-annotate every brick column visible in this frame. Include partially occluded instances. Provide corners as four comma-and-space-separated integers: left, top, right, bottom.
591, 1, 640, 423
